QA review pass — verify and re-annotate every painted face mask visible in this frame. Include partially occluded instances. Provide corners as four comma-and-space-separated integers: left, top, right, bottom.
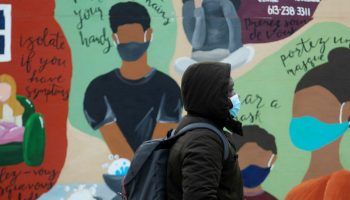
289, 103, 349, 151
114, 30, 150, 61
241, 154, 274, 188
229, 94, 240, 118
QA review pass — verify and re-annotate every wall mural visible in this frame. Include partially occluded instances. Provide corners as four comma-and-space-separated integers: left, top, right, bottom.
286, 47, 350, 200
0, 0, 71, 199
232, 125, 278, 200
83, 2, 182, 161
0, 0, 349, 199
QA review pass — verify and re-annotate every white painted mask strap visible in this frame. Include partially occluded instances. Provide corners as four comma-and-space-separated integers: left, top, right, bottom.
114, 33, 120, 44
268, 154, 275, 168
339, 102, 346, 123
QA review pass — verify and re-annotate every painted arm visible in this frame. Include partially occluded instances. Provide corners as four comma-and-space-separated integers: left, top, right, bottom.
152, 122, 178, 139
183, 0, 206, 49
99, 123, 134, 160
15, 115, 23, 127
153, 88, 182, 139
221, 0, 242, 52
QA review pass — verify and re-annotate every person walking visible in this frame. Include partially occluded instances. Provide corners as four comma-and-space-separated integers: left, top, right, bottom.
167, 62, 244, 200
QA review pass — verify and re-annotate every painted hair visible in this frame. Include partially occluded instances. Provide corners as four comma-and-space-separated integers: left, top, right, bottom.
109, 2, 151, 33
295, 47, 350, 103
0, 74, 24, 118
232, 125, 277, 154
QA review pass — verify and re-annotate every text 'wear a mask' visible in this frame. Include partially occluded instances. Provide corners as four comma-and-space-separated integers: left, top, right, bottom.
289, 102, 349, 151
229, 94, 240, 118
114, 30, 151, 61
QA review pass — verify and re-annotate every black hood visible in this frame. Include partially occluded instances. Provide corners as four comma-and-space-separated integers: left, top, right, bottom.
181, 62, 243, 135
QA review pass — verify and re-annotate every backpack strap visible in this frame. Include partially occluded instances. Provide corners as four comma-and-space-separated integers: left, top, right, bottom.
170, 122, 231, 160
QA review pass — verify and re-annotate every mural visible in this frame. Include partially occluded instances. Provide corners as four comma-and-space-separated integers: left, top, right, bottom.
1, 0, 350, 199
286, 47, 350, 199
232, 125, 278, 200
61, 0, 179, 145
175, 0, 255, 73
235, 21, 350, 199
0, 0, 72, 199
0, 74, 45, 167
175, 0, 320, 73
83, 2, 182, 160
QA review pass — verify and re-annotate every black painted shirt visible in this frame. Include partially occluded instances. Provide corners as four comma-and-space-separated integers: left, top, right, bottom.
84, 68, 182, 151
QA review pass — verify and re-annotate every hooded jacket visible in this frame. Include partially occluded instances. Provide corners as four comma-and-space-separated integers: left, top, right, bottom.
166, 62, 243, 200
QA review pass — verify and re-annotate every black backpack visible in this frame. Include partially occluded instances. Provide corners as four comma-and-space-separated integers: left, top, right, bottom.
120, 122, 232, 200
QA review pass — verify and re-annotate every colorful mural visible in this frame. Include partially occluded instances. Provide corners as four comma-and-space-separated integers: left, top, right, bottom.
0, 0, 72, 199
232, 125, 278, 199
1, 0, 350, 199
83, 2, 182, 160
286, 47, 350, 200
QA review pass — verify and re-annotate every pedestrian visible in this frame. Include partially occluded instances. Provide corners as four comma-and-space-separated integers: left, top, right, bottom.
167, 62, 244, 200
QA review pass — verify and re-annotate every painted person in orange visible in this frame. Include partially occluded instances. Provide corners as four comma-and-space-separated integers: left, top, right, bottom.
232, 125, 278, 200
83, 2, 182, 160
286, 47, 350, 200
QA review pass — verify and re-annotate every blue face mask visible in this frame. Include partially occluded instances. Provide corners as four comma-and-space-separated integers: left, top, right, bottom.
289, 103, 349, 151
114, 31, 151, 61
241, 154, 274, 188
229, 94, 240, 118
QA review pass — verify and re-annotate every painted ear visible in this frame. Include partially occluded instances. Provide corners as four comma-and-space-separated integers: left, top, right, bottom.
146, 28, 153, 42
112, 33, 120, 44
268, 154, 277, 167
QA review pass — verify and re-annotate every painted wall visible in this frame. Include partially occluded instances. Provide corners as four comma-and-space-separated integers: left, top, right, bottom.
0, 0, 349, 199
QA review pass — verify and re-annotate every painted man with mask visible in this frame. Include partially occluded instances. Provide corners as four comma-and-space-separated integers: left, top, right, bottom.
83, 2, 182, 160
167, 62, 244, 200
286, 47, 350, 200
232, 125, 278, 200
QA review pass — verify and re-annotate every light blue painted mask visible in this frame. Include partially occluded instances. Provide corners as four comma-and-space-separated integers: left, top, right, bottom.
289, 103, 349, 151
229, 94, 240, 118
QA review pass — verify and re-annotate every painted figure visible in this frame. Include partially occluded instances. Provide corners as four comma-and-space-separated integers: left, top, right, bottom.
175, 0, 254, 74
0, 74, 25, 144
286, 47, 350, 200
232, 125, 278, 200
84, 2, 183, 160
